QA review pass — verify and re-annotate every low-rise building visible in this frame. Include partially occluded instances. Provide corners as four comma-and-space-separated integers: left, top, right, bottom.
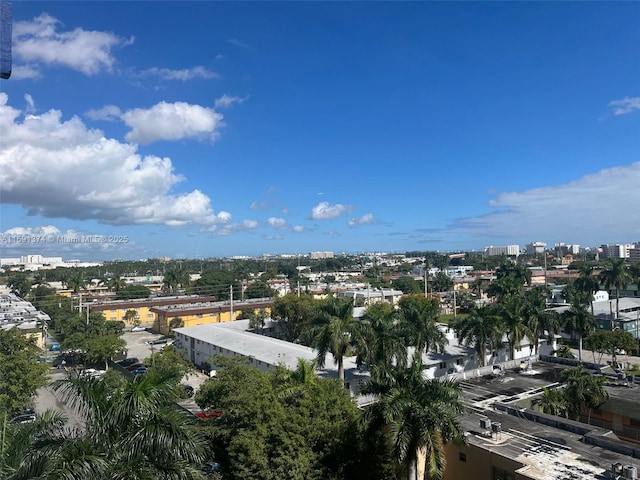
87, 295, 217, 325
151, 298, 272, 336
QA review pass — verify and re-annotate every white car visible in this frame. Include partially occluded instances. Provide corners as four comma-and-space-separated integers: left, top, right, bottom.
131, 326, 146, 332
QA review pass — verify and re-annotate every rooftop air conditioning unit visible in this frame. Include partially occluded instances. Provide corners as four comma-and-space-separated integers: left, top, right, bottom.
491, 422, 502, 434
624, 465, 637, 479
479, 418, 491, 430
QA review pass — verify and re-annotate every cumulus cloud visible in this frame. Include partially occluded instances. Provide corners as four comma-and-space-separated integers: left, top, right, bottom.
267, 217, 288, 230
214, 94, 248, 110
13, 13, 133, 75
0, 93, 229, 227
138, 66, 219, 81
207, 220, 259, 236
448, 162, 640, 245
348, 213, 376, 227
84, 105, 122, 121
24, 94, 35, 114
10, 65, 41, 80
608, 97, 640, 116
310, 201, 353, 220
292, 225, 305, 233
121, 101, 224, 144
250, 201, 271, 210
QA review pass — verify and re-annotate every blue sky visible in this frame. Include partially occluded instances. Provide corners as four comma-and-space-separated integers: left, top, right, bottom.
0, 1, 639, 260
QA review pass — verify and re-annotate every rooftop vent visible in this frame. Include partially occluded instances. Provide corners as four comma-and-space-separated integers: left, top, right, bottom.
491, 422, 501, 434
479, 418, 491, 430
624, 465, 637, 479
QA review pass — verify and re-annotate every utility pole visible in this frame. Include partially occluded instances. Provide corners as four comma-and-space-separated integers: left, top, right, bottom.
229, 285, 234, 321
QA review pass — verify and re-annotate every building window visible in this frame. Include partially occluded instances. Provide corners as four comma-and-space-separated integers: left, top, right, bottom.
492, 467, 514, 480
439, 362, 446, 369
110, 317, 116, 321
458, 452, 466, 462
147, 314, 153, 319
196, 314, 203, 318
111, 309, 117, 313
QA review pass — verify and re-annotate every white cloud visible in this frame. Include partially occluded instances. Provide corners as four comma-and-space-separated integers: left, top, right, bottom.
0, 93, 228, 227
24, 94, 35, 113
310, 201, 353, 220
13, 13, 133, 75
214, 94, 248, 110
228, 38, 250, 49
207, 220, 258, 236
10, 65, 41, 80
449, 162, 640, 245
608, 97, 640, 116
267, 217, 288, 230
138, 66, 219, 81
348, 213, 376, 226
250, 201, 271, 210
121, 101, 224, 144
292, 225, 305, 233
84, 105, 122, 121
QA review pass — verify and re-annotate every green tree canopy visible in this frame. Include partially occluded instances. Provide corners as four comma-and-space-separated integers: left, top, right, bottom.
0, 328, 50, 415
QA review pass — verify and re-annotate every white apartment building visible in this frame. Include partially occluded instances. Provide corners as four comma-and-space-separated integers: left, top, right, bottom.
483, 245, 520, 257
525, 242, 546, 255
599, 244, 634, 259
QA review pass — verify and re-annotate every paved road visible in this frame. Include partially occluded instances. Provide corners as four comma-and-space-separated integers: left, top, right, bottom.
35, 370, 85, 431
569, 347, 640, 370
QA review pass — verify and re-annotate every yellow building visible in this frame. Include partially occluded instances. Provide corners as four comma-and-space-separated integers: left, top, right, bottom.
151, 299, 272, 336
87, 295, 217, 326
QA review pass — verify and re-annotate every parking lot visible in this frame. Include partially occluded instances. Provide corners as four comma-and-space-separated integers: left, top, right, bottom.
121, 329, 168, 362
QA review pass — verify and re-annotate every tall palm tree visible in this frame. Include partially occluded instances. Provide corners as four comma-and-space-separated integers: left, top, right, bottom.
522, 286, 551, 354
450, 306, 500, 367
6, 371, 207, 479
311, 296, 357, 382
398, 295, 447, 365
599, 258, 631, 322
574, 266, 600, 315
530, 387, 568, 417
562, 301, 597, 363
561, 365, 609, 422
362, 360, 466, 480
498, 295, 532, 361
107, 274, 127, 294
356, 301, 406, 370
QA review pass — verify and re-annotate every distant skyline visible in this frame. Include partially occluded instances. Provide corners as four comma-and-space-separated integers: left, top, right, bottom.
1, 2, 639, 261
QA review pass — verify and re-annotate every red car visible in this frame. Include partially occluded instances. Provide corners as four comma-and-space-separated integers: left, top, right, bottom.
195, 409, 222, 420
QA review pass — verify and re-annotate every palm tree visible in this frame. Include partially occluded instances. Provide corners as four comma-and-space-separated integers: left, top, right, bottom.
107, 274, 127, 294
574, 266, 600, 315
398, 295, 447, 364
64, 270, 86, 294
451, 306, 501, 367
362, 360, 466, 480
7, 370, 208, 479
311, 296, 357, 382
522, 286, 551, 354
531, 387, 568, 417
561, 301, 597, 363
356, 301, 406, 370
561, 365, 609, 422
498, 295, 532, 361
599, 258, 631, 322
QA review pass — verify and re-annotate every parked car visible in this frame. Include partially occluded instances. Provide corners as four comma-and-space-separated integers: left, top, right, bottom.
131, 367, 148, 376
202, 462, 221, 473
49, 344, 60, 351
118, 357, 140, 368
9, 414, 36, 425
125, 363, 145, 372
182, 384, 194, 397
150, 337, 168, 345
131, 326, 146, 332
195, 408, 222, 420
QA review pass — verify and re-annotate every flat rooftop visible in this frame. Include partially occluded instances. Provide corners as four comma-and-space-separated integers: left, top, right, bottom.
458, 361, 639, 480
